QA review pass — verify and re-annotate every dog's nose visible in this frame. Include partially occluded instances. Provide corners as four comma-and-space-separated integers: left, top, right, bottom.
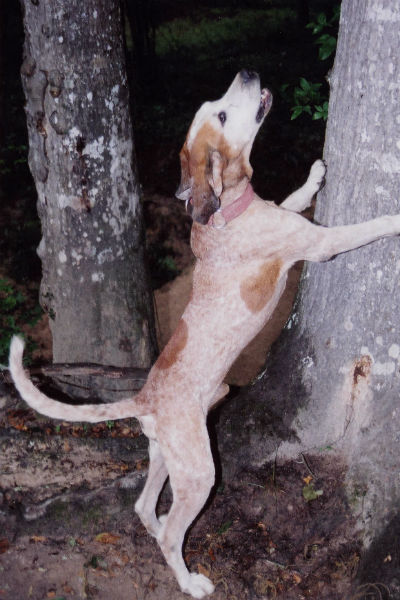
240, 69, 258, 84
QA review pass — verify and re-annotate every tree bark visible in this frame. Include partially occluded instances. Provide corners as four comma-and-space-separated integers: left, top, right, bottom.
217, 0, 400, 575
20, 0, 157, 368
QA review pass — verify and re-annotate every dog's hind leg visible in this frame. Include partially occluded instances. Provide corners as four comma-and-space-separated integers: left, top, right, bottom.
156, 419, 215, 598
280, 159, 326, 212
135, 439, 168, 537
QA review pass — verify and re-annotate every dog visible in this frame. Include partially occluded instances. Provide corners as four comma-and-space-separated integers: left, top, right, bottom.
9, 70, 400, 598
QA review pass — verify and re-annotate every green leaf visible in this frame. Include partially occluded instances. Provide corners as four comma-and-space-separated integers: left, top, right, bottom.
290, 106, 305, 120
299, 77, 311, 91
217, 520, 232, 534
317, 34, 337, 60
303, 483, 324, 502
312, 111, 324, 120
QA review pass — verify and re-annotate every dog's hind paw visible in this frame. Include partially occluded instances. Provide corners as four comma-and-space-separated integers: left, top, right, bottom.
308, 159, 326, 194
181, 573, 215, 598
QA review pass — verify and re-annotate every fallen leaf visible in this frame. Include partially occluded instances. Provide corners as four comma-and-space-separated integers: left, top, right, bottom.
208, 547, 215, 562
0, 539, 9, 554
30, 535, 47, 543
217, 520, 232, 535
135, 459, 147, 471
303, 475, 313, 485
95, 532, 120, 545
302, 483, 323, 502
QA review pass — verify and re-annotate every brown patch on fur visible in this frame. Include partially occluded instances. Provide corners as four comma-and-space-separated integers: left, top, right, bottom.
176, 142, 191, 196
189, 123, 238, 192
156, 319, 188, 370
240, 260, 282, 312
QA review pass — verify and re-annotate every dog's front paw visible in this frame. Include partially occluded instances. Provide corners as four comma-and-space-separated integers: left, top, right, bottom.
181, 573, 215, 599
308, 159, 326, 194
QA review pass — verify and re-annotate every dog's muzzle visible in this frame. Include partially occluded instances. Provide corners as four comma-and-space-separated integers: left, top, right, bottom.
186, 194, 220, 225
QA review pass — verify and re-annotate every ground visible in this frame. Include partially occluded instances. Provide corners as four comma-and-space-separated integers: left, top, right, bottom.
0, 385, 364, 600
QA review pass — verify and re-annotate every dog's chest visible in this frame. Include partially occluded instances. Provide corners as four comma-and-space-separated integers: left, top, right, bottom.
190, 203, 280, 263
191, 219, 259, 263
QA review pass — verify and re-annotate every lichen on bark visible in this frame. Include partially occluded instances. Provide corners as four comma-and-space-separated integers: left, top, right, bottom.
20, 0, 157, 368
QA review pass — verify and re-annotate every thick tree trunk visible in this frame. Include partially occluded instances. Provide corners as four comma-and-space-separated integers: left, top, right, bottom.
218, 0, 400, 581
20, 0, 157, 367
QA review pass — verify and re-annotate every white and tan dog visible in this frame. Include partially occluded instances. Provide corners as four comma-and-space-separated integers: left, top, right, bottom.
9, 70, 400, 598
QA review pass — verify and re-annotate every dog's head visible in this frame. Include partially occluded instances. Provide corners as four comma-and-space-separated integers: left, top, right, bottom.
176, 70, 272, 224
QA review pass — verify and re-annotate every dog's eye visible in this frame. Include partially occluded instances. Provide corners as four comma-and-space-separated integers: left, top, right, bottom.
218, 111, 227, 125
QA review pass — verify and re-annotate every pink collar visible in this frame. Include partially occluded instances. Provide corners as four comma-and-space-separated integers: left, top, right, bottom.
209, 183, 254, 229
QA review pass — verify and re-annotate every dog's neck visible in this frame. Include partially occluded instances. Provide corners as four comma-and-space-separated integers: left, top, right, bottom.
219, 177, 250, 209
209, 178, 253, 228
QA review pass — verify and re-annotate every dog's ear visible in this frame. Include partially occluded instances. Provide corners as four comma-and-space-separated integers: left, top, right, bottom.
176, 137, 220, 224
241, 144, 253, 181
189, 153, 220, 224
207, 150, 224, 198
175, 143, 192, 202
213, 144, 253, 191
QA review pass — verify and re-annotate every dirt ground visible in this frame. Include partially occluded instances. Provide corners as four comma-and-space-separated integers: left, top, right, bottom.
0, 394, 363, 600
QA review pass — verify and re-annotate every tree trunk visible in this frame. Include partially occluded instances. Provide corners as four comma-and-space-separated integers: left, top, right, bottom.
217, 0, 400, 583
20, 0, 157, 368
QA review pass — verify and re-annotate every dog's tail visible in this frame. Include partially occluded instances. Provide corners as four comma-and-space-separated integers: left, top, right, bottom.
8, 336, 149, 422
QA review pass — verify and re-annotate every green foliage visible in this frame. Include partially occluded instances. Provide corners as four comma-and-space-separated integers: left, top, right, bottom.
306, 6, 340, 60
314, 33, 337, 61
287, 6, 339, 122
0, 278, 42, 366
288, 78, 329, 121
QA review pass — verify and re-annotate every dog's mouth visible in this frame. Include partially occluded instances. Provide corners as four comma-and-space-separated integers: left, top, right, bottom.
256, 88, 273, 123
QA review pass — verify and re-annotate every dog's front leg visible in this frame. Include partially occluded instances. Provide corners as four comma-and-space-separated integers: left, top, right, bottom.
280, 159, 326, 212
303, 214, 400, 262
